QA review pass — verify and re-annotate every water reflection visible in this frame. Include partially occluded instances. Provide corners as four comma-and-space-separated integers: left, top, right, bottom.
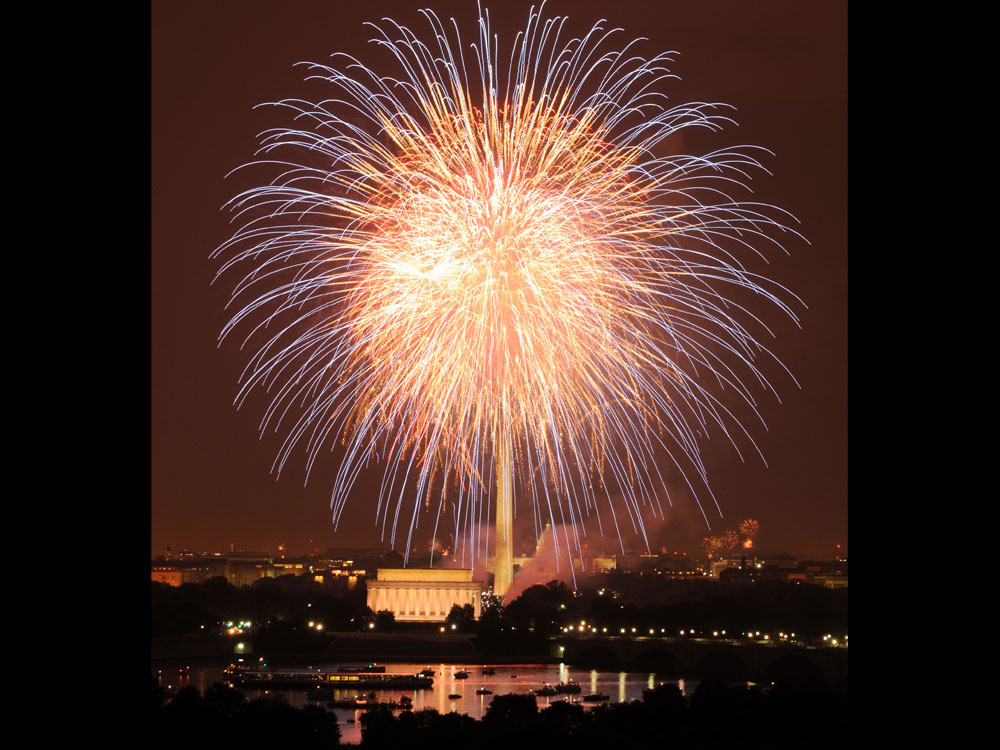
155, 661, 713, 746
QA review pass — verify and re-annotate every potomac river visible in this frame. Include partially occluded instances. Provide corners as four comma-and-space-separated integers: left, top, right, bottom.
157, 660, 737, 745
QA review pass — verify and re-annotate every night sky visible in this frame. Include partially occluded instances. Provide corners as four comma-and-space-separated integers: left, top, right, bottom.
151, 0, 846, 562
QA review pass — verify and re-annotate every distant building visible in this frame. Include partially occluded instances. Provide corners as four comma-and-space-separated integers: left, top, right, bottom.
151, 552, 313, 587
711, 558, 739, 578
813, 573, 848, 589
151, 562, 222, 586
271, 560, 307, 577
151, 566, 182, 586
367, 568, 482, 622
591, 555, 616, 574
719, 567, 754, 585
317, 548, 391, 565
224, 552, 273, 564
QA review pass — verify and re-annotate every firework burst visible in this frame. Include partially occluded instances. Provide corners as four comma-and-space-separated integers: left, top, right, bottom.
739, 518, 761, 545
214, 3, 802, 588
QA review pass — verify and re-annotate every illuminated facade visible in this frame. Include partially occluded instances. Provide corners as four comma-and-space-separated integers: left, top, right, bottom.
367, 568, 482, 622
151, 566, 182, 586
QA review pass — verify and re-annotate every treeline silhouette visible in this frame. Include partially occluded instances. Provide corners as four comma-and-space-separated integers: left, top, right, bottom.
152, 681, 340, 746
152, 575, 846, 656
152, 677, 846, 748
475, 580, 846, 655
151, 575, 369, 637
360, 681, 847, 749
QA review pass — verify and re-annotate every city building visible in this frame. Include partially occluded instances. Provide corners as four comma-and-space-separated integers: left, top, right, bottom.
271, 560, 307, 577
591, 555, 616, 574
813, 573, 849, 589
719, 566, 754, 584
151, 552, 304, 587
366, 568, 482, 622
151, 565, 182, 586
151, 561, 225, 586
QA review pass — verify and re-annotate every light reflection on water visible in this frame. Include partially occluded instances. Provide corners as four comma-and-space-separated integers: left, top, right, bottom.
157, 661, 710, 746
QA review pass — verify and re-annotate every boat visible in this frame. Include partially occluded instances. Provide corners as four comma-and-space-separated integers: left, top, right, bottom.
583, 693, 609, 702
337, 663, 386, 673
556, 680, 582, 694
230, 666, 433, 690
325, 699, 382, 709
481, 667, 496, 675
448, 693, 462, 699
420, 668, 435, 677
509, 674, 518, 678
475, 688, 493, 695
454, 669, 470, 679
534, 685, 557, 696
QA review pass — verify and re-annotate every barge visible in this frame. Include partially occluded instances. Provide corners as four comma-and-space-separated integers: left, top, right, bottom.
225, 663, 432, 690
337, 663, 386, 673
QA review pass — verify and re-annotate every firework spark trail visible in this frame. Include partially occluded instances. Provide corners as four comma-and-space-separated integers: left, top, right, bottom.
214, 2, 804, 584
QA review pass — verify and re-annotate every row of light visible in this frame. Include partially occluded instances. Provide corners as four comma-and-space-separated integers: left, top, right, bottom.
556, 624, 853, 645
562, 621, 729, 636
218, 616, 840, 645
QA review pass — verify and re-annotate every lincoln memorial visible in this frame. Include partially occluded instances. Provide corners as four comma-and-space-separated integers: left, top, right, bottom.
366, 568, 482, 622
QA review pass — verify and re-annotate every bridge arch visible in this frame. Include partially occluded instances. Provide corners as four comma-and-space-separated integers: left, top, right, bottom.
572, 644, 623, 669
627, 647, 683, 675
765, 653, 824, 685
691, 650, 750, 680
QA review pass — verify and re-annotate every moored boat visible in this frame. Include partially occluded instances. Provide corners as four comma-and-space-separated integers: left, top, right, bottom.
583, 692, 609, 702
556, 680, 581, 694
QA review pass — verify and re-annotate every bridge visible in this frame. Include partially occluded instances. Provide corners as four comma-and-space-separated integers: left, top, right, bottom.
548, 635, 847, 683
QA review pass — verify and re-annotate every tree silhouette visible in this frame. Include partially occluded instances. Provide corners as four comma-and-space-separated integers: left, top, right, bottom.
374, 609, 396, 629
446, 603, 476, 631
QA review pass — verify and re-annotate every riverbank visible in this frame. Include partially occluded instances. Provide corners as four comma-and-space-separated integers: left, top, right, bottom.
152, 631, 557, 665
